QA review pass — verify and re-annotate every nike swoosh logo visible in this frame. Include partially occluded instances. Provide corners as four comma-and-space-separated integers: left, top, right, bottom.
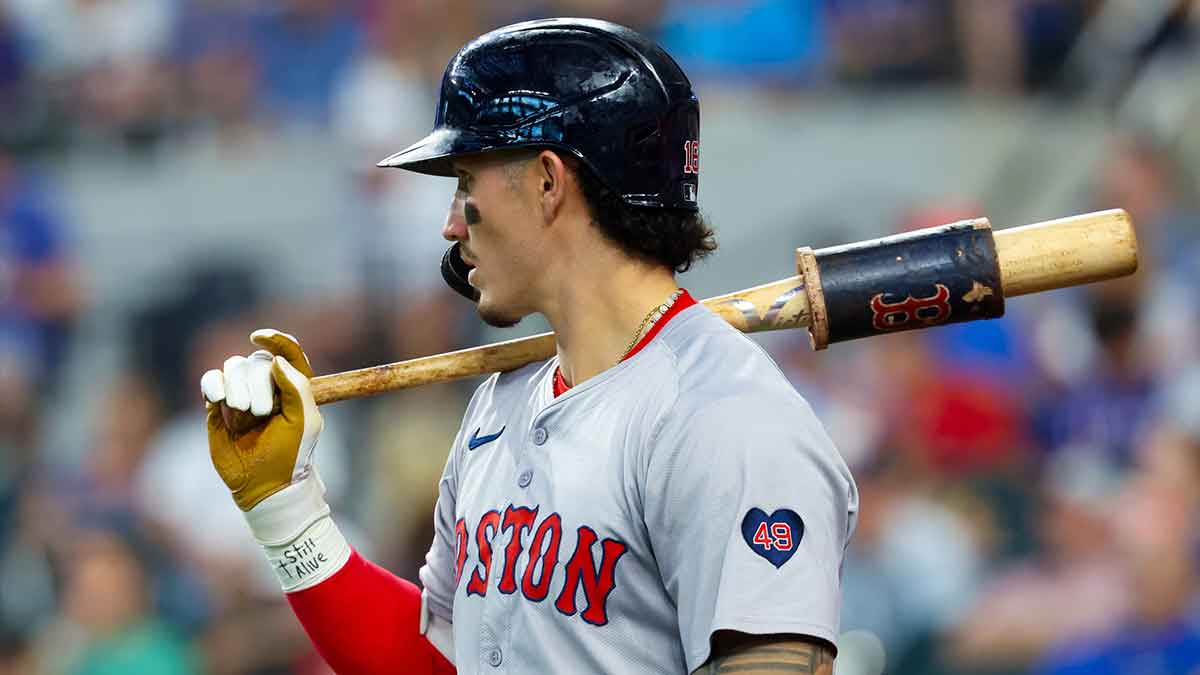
468, 426, 505, 450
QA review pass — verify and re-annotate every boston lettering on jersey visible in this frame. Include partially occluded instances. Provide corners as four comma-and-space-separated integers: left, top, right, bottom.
453, 504, 628, 626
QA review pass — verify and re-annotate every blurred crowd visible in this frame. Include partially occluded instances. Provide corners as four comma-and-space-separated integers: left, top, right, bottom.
2, 1, 1199, 674
4, 0, 1190, 156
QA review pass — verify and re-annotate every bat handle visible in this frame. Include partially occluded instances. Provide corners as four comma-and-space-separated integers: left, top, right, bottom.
994, 208, 1138, 297
310, 333, 559, 405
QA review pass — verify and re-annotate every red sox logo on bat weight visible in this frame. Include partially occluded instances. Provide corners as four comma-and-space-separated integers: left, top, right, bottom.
454, 505, 628, 626
869, 284, 952, 331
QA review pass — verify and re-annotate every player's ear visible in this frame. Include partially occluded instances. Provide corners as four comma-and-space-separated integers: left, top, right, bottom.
535, 150, 568, 224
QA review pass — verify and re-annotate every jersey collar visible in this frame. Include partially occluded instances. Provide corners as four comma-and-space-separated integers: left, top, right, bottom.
553, 289, 696, 397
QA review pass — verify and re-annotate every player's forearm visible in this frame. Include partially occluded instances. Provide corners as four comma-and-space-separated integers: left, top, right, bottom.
244, 479, 455, 674
287, 550, 455, 675
694, 632, 835, 675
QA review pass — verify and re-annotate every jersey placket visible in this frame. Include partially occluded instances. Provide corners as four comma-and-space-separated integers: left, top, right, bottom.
476, 408, 556, 672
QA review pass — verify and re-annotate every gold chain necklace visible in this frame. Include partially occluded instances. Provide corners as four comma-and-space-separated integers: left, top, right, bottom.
620, 289, 684, 364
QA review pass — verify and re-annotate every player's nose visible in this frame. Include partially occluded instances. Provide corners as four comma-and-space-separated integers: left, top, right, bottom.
443, 194, 468, 242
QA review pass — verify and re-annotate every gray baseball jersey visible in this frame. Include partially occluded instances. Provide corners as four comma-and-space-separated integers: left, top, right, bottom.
419, 302, 859, 674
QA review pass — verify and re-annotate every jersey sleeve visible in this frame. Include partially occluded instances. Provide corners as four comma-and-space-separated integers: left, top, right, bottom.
643, 391, 858, 672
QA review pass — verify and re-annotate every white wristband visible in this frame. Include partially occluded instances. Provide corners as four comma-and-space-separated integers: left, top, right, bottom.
243, 472, 351, 592
244, 471, 330, 545
262, 516, 351, 592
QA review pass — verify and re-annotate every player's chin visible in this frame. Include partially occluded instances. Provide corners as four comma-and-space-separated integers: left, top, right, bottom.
476, 291, 523, 329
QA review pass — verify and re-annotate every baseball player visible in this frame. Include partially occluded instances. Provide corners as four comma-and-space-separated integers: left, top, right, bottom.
201, 18, 858, 675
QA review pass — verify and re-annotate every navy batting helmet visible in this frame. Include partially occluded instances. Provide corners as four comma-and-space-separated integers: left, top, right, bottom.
378, 18, 700, 301
379, 18, 700, 210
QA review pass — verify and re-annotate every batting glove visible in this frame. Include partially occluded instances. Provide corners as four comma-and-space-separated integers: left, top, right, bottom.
202, 329, 348, 592
202, 328, 323, 510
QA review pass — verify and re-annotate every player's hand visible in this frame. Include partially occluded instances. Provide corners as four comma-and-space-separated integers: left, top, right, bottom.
201, 329, 323, 511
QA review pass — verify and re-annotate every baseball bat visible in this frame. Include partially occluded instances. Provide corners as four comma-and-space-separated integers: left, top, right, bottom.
309, 209, 1136, 406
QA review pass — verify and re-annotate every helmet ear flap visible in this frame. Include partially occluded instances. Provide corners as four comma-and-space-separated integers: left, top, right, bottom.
441, 243, 481, 302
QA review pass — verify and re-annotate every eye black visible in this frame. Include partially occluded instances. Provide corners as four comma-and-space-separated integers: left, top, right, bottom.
464, 202, 482, 225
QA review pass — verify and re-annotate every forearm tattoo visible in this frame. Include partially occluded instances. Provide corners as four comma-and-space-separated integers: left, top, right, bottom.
695, 633, 836, 675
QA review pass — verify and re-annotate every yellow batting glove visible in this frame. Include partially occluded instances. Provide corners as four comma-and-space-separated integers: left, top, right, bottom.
201, 329, 324, 511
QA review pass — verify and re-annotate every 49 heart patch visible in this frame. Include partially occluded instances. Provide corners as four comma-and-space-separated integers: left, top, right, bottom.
741, 508, 804, 569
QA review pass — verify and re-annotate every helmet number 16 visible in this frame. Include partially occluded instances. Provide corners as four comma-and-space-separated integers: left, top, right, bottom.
684, 140, 700, 174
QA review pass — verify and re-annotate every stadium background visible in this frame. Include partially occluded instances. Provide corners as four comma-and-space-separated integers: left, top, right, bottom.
2, 1, 1199, 673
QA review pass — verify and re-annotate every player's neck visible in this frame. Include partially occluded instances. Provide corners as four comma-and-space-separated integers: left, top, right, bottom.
542, 254, 678, 388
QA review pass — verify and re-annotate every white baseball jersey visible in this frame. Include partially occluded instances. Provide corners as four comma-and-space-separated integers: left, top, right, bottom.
419, 302, 859, 674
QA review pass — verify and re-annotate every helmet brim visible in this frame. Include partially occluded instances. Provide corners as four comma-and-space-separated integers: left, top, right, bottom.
379, 127, 526, 177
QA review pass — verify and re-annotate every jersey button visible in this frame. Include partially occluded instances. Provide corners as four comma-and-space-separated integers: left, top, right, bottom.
532, 427, 548, 445
518, 470, 533, 488
487, 648, 503, 667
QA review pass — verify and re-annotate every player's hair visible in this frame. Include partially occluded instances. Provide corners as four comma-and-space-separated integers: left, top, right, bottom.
503, 149, 717, 272
569, 156, 717, 273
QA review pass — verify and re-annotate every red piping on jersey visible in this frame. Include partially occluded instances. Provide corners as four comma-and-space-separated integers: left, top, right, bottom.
553, 289, 696, 397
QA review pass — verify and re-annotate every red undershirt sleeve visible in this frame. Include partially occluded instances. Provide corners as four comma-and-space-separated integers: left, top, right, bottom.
286, 549, 456, 675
